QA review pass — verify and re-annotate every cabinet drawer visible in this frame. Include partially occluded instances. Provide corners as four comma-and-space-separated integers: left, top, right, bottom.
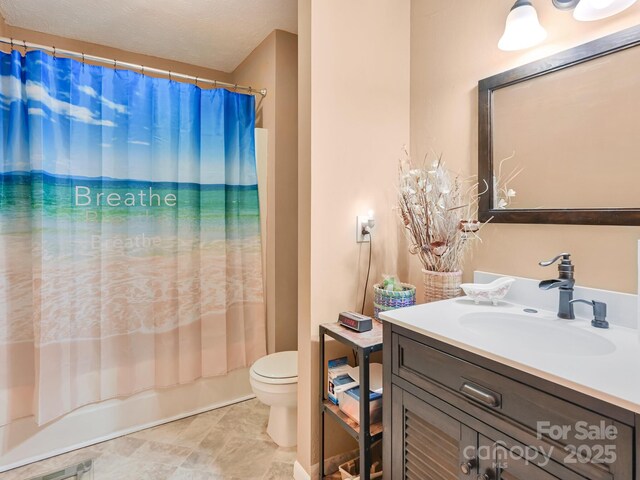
393, 333, 633, 479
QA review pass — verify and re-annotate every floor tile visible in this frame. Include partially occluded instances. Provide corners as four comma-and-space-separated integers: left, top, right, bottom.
273, 446, 297, 464
91, 453, 136, 480
173, 416, 216, 449
170, 468, 225, 480
97, 459, 177, 480
196, 426, 232, 456
130, 440, 192, 467
263, 461, 295, 480
216, 403, 271, 441
180, 451, 218, 472
1, 399, 296, 480
213, 436, 278, 478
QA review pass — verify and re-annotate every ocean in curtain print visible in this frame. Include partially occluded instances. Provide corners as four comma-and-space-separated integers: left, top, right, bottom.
0, 49, 264, 349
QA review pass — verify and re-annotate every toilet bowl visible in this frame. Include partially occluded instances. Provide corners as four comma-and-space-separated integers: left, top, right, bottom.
250, 350, 298, 448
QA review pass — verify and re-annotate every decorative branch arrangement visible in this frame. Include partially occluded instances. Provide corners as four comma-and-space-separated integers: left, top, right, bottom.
493, 151, 523, 209
397, 147, 487, 273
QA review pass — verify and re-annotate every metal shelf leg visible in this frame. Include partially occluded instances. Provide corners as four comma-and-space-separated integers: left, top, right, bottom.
319, 329, 325, 479
359, 348, 371, 480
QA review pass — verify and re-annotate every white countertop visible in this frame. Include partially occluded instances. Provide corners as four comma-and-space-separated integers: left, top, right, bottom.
380, 298, 640, 414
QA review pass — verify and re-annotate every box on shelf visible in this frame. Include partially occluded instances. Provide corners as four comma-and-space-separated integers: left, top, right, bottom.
331, 375, 357, 405
337, 386, 382, 425
327, 356, 352, 405
338, 441, 383, 480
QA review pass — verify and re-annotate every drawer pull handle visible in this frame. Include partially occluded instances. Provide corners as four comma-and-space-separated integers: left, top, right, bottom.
460, 382, 500, 407
460, 459, 476, 475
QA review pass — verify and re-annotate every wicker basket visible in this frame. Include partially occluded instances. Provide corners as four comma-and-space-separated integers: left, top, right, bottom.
422, 269, 462, 303
373, 283, 416, 320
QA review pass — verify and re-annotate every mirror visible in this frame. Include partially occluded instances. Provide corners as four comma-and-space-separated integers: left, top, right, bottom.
478, 25, 640, 225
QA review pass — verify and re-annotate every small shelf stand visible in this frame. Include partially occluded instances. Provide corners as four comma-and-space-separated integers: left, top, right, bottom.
319, 321, 383, 480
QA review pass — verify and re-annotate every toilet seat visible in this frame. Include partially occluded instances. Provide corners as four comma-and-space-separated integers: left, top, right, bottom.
250, 351, 298, 385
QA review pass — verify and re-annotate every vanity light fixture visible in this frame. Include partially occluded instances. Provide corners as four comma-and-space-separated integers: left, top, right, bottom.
498, 0, 548, 51
499, 0, 638, 50
573, 0, 638, 21
552, 0, 580, 9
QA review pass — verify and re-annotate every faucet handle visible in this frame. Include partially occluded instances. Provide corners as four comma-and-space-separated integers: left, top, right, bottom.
569, 299, 609, 329
539, 253, 571, 267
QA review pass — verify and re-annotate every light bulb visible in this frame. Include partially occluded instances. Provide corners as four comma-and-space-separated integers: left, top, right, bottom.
499, 0, 548, 51
590, 0, 615, 8
574, 0, 637, 21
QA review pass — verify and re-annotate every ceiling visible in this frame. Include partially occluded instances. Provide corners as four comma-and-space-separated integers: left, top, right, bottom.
0, 0, 297, 73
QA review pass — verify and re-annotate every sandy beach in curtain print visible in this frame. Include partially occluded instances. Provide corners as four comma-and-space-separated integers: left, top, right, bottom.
0, 171, 264, 346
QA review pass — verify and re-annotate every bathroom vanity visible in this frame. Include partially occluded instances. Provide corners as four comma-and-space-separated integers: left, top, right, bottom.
380, 299, 640, 480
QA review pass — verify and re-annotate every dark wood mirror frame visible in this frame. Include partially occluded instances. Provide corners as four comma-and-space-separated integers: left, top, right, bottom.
478, 25, 640, 226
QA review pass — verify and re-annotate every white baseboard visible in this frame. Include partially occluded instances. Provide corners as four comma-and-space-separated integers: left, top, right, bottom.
293, 461, 311, 480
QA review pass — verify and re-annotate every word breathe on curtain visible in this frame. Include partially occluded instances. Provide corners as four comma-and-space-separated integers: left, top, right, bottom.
0, 50, 266, 425
73, 185, 178, 206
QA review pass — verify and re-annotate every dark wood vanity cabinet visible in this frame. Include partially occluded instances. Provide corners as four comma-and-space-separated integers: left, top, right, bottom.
382, 322, 637, 480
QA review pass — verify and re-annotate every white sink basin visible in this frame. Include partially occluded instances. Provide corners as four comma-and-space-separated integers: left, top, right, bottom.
458, 312, 616, 356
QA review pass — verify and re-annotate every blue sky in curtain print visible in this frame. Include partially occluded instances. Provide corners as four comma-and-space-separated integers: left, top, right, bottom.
0, 49, 257, 186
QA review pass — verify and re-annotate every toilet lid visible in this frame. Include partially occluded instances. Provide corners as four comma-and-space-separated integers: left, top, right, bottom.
251, 351, 298, 380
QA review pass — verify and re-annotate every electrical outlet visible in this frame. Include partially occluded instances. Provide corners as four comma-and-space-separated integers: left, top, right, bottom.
356, 216, 370, 243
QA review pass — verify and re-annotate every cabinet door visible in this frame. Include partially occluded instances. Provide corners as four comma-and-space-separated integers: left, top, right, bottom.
392, 386, 478, 480
477, 435, 589, 480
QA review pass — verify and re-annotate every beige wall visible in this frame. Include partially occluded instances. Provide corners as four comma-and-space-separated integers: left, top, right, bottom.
297, 0, 312, 473
233, 30, 299, 354
410, 0, 640, 295
297, 0, 411, 474
273, 31, 299, 353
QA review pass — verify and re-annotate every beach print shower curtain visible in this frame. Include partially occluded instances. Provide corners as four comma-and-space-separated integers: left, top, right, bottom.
0, 50, 266, 425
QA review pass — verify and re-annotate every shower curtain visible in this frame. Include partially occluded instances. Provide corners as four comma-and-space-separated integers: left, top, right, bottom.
0, 50, 266, 425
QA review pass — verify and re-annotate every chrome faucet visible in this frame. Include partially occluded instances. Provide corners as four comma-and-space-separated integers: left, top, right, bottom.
538, 253, 575, 319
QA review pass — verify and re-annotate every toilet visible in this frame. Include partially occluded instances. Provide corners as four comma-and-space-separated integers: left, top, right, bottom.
249, 350, 298, 448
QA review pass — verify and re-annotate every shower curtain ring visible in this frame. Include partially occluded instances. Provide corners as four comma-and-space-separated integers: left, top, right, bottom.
141, 65, 145, 75
234, 84, 238, 92
194, 76, 198, 87
113, 58, 117, 68
81, 53, 85, 65
23, 40, 27, 54
10, 38, 14, 50
214, 80, 217, 88
53, 46, 56, 58
169, 71, 172, 81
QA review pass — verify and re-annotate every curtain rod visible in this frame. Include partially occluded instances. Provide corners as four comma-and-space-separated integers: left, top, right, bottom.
0, 36, 267, 97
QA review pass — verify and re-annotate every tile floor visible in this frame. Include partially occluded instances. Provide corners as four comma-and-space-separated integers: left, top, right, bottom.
1, 399, 295, 480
